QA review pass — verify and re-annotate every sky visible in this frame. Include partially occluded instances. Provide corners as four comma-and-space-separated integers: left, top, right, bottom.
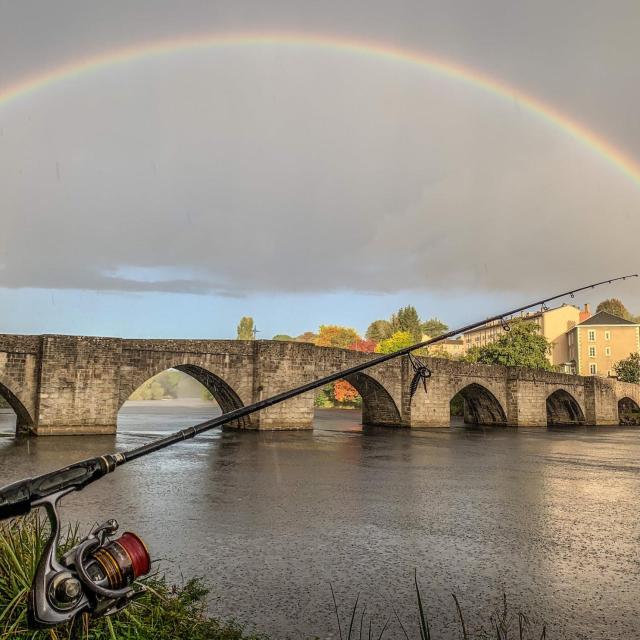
0, 1, 639, 339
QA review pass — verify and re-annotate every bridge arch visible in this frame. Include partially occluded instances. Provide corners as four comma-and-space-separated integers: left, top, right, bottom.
119, 362, 249, 428
450, 382, 507, 426
343, 372, 402, 427
0, 380, 35, 434
546, 389, 585, 426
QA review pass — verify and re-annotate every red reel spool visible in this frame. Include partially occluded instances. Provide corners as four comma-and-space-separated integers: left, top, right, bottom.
91, 531, 151, 590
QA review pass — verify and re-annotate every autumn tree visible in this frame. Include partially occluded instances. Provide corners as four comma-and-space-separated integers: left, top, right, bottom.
596, 298, 633, 320
421, 317, 449, 338
333, 380, 360, 404
316, 325, 361, 349
236, 316, 255, 340
272, 334, 294, 341
390, 306, 422, 341
348, 339, 377, 353
366, 319, 393, 342
614, 353, 640, 383
296, 332, 318, 344
464, 321, 552, 370
375, 331, 415, 354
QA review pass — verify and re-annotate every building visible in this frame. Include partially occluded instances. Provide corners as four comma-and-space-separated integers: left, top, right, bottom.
462, 304, 587, 368
566, 311, 640, 377
427, 337, 465, 358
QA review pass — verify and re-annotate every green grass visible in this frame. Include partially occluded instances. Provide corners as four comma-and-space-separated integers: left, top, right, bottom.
0, 514, 264, 640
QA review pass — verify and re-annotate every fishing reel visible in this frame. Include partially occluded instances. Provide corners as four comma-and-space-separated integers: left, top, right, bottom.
29, 488, 151, 628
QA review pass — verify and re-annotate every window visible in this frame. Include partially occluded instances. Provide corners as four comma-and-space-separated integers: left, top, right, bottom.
589, 346, 596, 357
604, 331, 611, 341
605, 346, 611, 356
588, 330, 596, 341
589, 363, 597, 375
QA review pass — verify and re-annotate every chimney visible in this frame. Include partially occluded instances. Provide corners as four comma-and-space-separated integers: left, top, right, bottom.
579, 303, 592, 323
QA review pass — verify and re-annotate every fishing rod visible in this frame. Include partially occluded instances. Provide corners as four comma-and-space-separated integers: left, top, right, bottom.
0, 274, 635, 628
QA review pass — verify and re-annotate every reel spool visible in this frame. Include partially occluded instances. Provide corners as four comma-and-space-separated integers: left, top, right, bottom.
28, 489, 151, 627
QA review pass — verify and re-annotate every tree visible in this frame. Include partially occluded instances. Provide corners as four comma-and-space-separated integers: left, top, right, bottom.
464, 321, 552, 370
597, 298, 633, 320
296, 332, 318, 344
365, 319, 393, 342
272, 334, 294, 342
129, 370, 183, 400
390, 306, 422, 341
614, 353, 640, 383
333, 380, 360, 404
314, 385, 334, 407
316, 325, 361, 349
375, 331, 415, 354
427, 345, 453, 360
348, 339, 377, 353
236, 316, 255, 340
421, 317, 449, 338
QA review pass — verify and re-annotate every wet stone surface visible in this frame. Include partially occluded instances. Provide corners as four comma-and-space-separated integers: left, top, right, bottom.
1, 401, 639, 639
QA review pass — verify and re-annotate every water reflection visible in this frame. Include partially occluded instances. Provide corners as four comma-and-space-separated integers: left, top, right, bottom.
0, 400, 639, 639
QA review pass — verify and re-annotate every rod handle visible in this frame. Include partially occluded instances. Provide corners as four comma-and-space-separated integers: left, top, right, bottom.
0, 457, 111, 520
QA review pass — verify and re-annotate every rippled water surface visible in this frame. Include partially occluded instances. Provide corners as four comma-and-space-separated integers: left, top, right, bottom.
1, 401, 639, 639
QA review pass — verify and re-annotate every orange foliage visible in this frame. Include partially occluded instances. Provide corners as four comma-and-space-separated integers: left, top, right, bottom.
316, 325, 360, 349
334, 379, 360, 403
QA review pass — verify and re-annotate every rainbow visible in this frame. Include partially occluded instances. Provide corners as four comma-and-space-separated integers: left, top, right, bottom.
1, 32, 639, 186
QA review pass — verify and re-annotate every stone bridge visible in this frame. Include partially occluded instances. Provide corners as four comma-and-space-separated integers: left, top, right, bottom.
0, 334, 639, 435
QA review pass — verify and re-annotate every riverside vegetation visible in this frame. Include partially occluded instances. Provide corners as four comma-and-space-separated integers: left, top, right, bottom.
0, 515, 549, 639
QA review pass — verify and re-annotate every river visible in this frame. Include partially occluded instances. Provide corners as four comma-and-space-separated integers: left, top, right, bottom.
0, 401, 638, 639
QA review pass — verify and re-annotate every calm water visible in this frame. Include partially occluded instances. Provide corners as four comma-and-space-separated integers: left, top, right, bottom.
1, 401, 639, 639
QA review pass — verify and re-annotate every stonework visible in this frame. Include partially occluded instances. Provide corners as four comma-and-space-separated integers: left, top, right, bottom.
0, 334, 638, 436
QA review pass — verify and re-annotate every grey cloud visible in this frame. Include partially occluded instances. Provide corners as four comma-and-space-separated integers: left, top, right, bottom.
0, 4, 639, 305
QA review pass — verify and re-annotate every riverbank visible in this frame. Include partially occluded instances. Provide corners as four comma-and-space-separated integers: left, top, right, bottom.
0, 515, 549, 639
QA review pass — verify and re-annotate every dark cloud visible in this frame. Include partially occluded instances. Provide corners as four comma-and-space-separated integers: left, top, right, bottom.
0, 2, 639, 303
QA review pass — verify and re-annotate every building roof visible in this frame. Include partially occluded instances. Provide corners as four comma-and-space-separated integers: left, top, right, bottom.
578, 311, 637, 326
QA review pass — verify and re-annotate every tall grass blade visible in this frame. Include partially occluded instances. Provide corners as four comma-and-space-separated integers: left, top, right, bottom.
347, 593, 360, 640
452, 593, 468, 640
392, 605, 410, 640
359, 604, 367, 640
414, 570, 430, 640
376, 615, 390, 640
330, 583, 343, 640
